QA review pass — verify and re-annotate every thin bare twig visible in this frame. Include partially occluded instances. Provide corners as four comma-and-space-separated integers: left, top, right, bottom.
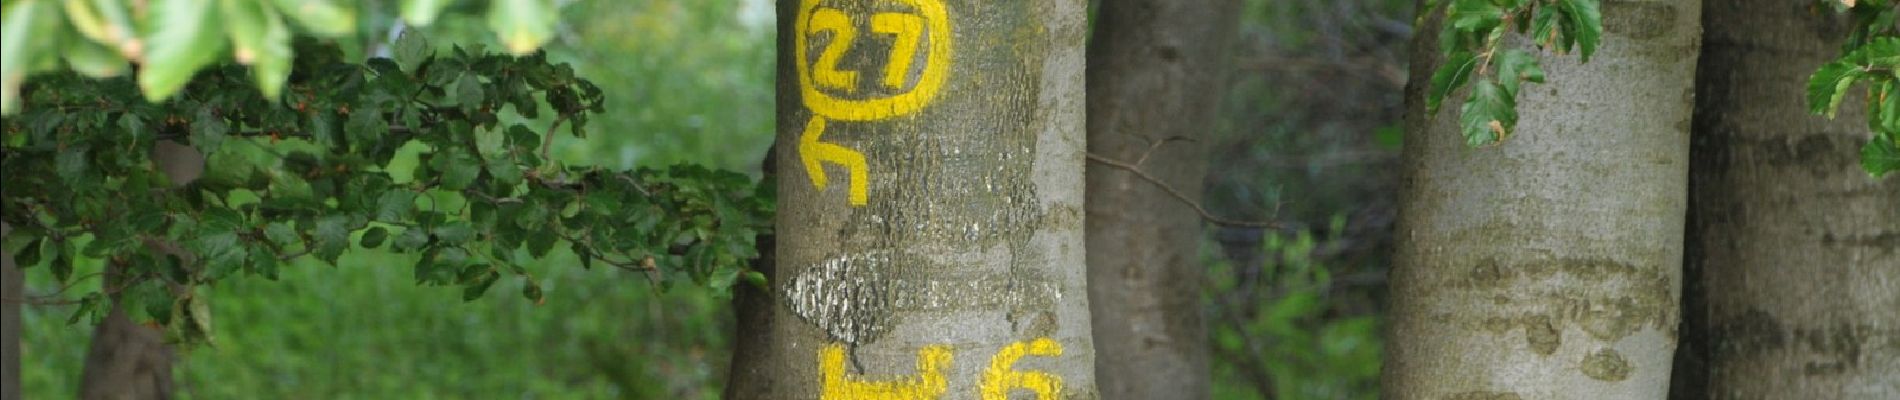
540, 114, 570, 162
1086, 152, 1284, 229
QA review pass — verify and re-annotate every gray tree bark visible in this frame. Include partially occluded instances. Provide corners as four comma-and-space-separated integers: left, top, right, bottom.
1382, 1, 1700, 398
73, 140, 199, 400
1083, 0, 1240, 399
1671, 1, 1900, 398
726, 0, 1096, 398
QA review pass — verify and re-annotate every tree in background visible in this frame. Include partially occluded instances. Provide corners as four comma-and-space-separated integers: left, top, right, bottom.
1384, 0, 1701, 398
1083, 0, 1241, 398
1673, 0, 1900, 398
726, 0, 1097, 397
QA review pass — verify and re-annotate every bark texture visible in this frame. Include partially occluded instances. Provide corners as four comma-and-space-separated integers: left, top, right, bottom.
726, 0, 1096, 398
73, 141, 198, 399
1672, 1, 1900, 398
1382, 1, 1700, 398
1083, 0, 1240, 399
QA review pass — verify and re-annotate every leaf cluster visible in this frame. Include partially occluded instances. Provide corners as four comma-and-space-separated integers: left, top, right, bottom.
1426, 0, 1601, 147
1809, 0, 1900, 177
1, 32, 774, 341
1, 0, 563, 114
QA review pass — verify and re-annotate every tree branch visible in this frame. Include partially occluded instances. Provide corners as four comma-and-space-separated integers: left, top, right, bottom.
1085, 152, 1284, 229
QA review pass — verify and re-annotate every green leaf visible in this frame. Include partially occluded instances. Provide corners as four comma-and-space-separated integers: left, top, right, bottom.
1427, 51, 1478, 113
432, 147, 482, 190
1864, 132, 1900, 177
521, 278, 544, 303
1557, 0, 1602, 62
393, 29, 431, 73
264, 221, 300, 247
1494, 49, 1546, 96
1809, 61, 1864, 118
62, 0, 136, 51
1459, 79, 1517, 146
455, 74, 484, 111
62, 36, 129, 78
1448, 0, 1504, 32
14, 238, 46, 268
220, 0, 293, 98
742, 270, 767, 289
360, 226, 389, 248
345, 104, 389, 148
394, 227, 431, 250
402, 0, 454, 27
462, 270, 501, 301
374, 190, 417, 221
2, 0, 65, 114
192, 108, 229, 154
488, 0, 557, 55
138, 0, 228, 101
432, 220, 475, 245
313, 215, 351, 263
56, 146, 89, 185
50, 240, 74, 283
268, 0, 354, 37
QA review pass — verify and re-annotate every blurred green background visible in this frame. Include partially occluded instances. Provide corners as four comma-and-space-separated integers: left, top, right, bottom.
19, 0, 1408, 398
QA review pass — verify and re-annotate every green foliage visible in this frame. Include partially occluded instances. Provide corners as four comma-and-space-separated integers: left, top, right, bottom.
1426, 0, 1599, 146
0, 0, 566, 113
1205, 220, 1383, 400
1, 32, 773, 342
1809, 0, 1900, 177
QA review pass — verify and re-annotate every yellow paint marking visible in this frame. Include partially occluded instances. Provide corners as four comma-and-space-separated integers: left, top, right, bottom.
980, 338, 1063, 400
799, 117, 869, 206
871, 12, 925, 90
796, 0, 953, 122
810, 8, 860, 92
821, 343, 953, 400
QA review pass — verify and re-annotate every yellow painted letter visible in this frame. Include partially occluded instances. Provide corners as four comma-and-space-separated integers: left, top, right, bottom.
980, 338, 1063, 400
821, 343, 953, 400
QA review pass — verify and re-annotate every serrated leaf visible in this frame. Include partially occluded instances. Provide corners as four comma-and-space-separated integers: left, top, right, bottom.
1558, 0, 1602, 62
374, 190, 417, 221
1459, 79, 1517, 146
1864, 133, 1900, 177
1809, 61, 1864, 118
268, 0, 353, 37
393, 29, 431, 72
488, 0, 557, 55
313, 215, 351, 263
2, 0, 66, 115
1428, 51, 1479, 113
263, 221, 300, 247
345, 105, 388, 147
138, 0, 228, 101
525, 227, 557, 258
220, 0, 292, 98
360, 226, 389, 248
402, 0, 454, 27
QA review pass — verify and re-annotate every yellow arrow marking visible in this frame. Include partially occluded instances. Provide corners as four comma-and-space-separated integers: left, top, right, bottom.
800, 117, 869, 206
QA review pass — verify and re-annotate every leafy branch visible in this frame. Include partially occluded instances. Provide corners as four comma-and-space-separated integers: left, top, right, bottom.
1426, 0, 1601, 146
1, 32, 773, 341
1809, 0, 1900, 177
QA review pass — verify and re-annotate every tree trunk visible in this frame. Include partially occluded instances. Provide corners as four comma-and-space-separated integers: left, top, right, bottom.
1382, 1, 1700, 398
726, 0, 1096, 398
1083, 0, 1239, 399
1672, 1, 1900, 398
73, 140, 199, 399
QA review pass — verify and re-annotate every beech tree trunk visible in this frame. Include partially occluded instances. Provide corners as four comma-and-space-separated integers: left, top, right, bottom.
1382, 1, 1700, 398
1083, 0, 1240, 399
726, 0, 1096, 398
73, 141, 199, 399
1671, 1, 1900, 398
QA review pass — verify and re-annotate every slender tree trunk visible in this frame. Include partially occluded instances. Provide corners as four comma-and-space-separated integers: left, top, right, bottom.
2, 223, 20, 400
1083, 0, 1239, 398
1672, 1, 1900, 398
1382, 1, 1700, 398
727, 0, 1097, 398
